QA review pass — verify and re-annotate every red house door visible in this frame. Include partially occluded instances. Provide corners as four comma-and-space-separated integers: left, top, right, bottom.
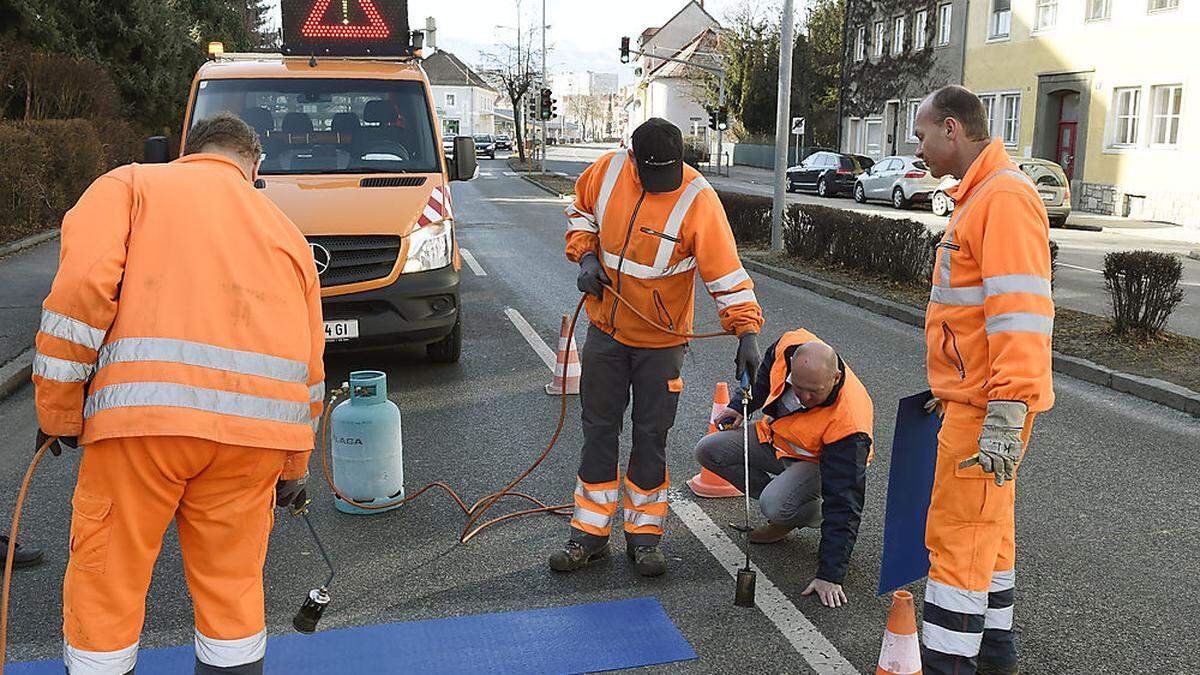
1057, 122, 1077, 180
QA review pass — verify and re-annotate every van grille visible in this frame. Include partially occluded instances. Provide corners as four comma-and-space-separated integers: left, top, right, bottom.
359, 176, 427, 187
307, 235, 401, 287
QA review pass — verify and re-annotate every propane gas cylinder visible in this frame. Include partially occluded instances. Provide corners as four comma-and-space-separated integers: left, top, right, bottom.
330, 370, 404, 514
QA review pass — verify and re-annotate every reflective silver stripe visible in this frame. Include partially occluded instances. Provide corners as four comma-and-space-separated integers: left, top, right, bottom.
705, 267, 750, 293
85, 382, 311, 425
715, 289, 757, 310
776, 443, 817, 459
984, 605, 1014, 631
39, 309, 106, 351
990, 568, 1016, 592
929, 285, 984, 306
625, 511, 664, 528
625, 488, 666, 507
567, 216, 599, 233
99, 338, 308, 383
571, 506, 612, 529
309, 382, 325, 403
195, 629, 266, 668
925, 579, 988, 614
983, 274, 1052, 298
985, 312, 1054, 336
63, 638, 139, 675
594, 151, 629, 227
652, 175, 710, 269
33, 353, 94, 382
935, 168, 1029, 289
921, 621, 983, 657
575, 483, 619, 504
601, 250, 696, 279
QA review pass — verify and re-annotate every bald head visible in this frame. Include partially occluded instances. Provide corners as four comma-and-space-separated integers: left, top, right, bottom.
789, 342, 842, 408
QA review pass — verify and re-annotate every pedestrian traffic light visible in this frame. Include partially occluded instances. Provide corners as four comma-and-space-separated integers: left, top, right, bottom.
717, 105, 729, 131
707, 107, 718, 131
620, 37, 630, 64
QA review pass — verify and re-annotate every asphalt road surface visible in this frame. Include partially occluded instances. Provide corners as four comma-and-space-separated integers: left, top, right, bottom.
1, 160, 1197, 673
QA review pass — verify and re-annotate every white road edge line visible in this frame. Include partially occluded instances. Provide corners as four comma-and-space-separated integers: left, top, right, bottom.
670, 495, 860, 675
504, 308, 557, 373
459, 248, 487, 276
1058, 262, 1104, 274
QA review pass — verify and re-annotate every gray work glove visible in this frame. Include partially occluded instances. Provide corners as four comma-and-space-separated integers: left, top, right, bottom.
959, 400, 1027, 487
923, 395, 943, 416
576, 251, 611, 299
734, 332, 761, 386
276, 471, 309, 510
36, 429, 77, 457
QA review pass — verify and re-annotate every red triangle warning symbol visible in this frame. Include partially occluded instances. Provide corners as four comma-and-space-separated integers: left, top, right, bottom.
301, 0, 392, 39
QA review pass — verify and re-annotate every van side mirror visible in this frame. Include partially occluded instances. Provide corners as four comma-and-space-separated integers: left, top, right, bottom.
144, 136, 169, 164
449, 136, 477, 181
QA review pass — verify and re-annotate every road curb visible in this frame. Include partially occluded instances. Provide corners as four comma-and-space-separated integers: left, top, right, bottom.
1189, 249, 1200, 261
743, 257, 1200, 418
0, 348, 34, 403
0, 230, 59, 258
518, 174, 566, 198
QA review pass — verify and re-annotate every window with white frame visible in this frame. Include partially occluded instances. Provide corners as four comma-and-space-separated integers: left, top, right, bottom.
914, 10, 928, 50
874, 21, 886, 57
906, 100, 921, 142
855, 26, 866, 61
446, 93, 456, 107
1001, 94, 1020, 145
892, 16, 906, 55
979, 94, 997, 137
1149, 0, 1179, 12
1151, 84, 1183, 146
937, 3, 953, 46
1086, 0, 1111, 21
1035, 0, 1058, 31
1110, 87, 1141, 147
989, 0, 1011, 39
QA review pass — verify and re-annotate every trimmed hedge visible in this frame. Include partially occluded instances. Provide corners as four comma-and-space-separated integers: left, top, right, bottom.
0, 124, 53, 242
1104, 250, 1185, 338
716, 190, 772, 245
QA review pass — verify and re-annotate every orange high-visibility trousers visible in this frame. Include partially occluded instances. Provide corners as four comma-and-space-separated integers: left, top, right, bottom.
922, 402, 1034, 674
63, 436, 290, 674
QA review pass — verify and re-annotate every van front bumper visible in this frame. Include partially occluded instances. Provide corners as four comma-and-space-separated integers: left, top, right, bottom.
321, 264, 460, 350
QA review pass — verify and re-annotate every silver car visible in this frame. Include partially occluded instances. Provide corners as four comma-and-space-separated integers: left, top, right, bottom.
930, 157, 1072, 227
853, 155, 941, 209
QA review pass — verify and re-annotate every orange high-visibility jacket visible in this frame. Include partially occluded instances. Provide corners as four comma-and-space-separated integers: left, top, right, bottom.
33, 154, 325, 478
564, 150, 764, 348
926, 139, 1054, 412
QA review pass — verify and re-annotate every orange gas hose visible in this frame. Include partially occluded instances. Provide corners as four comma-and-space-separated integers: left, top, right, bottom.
1, 439, 52, 671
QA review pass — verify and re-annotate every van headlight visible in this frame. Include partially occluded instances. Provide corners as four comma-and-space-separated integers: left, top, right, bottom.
402, 221, 453, 273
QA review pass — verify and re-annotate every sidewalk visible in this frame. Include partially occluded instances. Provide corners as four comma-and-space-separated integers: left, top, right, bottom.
0, 238, 58, 367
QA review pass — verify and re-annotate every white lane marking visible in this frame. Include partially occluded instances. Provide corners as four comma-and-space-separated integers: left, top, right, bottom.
1058, 262, 1104, 274
504, 308, 557, 372
459, 248, 487, 276
669, 496, 859, 675
503, 171, 520, 176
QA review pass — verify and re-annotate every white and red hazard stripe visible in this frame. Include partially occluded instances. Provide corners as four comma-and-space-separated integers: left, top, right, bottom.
417, 185, 454, 227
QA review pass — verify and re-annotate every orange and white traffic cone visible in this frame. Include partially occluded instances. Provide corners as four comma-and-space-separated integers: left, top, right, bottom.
686, 382, 744, 498
545, 315, 581, 395
877, 590, 922, 675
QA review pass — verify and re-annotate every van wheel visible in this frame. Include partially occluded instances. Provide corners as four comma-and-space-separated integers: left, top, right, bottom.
427, 314, 462, 363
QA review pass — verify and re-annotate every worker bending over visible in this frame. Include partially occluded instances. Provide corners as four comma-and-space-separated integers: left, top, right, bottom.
913, 86, 1054, 675
695, 329, 872, 608
550, 118, 764, 577
32, 113, 325, 675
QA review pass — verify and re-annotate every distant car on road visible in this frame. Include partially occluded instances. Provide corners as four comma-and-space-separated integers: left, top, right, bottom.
931, 156, 1072, 227
785, 151, 873, 198
473, 134, 497, 159
854, 155, 940, 209
495, 134, 512, 150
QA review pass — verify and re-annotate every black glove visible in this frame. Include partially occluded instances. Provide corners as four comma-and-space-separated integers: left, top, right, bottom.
276, 473, 309, 510
36, 429, 77, 457
735, 333, 761, 386
576, 252, 611, 299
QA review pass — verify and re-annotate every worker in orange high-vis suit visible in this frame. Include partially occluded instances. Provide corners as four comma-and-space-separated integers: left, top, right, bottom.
548, 117, 764, 578
913, 86, 1054, 675
32, 112, 325, 675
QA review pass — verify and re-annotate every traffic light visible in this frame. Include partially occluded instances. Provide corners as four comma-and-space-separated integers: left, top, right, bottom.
525, 94, 539, 121
537, 88, 557, 121
707, 107, 718, 131
717, 105, 729, 131
620, 37, 630, 64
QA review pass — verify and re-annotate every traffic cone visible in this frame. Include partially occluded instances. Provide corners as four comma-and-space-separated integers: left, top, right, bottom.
686, 382, 744, 498
545, 315, 581, 395
876, 590, 922, 675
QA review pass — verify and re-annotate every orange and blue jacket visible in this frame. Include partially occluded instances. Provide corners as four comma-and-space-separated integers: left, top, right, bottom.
926, 139, 1055, 413
32, 154, 324, 479
564, 150, 763, 348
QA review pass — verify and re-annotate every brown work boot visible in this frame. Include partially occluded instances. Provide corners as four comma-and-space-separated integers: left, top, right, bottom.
749, 521, 795, 544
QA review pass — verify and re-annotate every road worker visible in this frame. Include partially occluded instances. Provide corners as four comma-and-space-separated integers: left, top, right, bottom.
695, 330, 872, 608
549, 118, 764, 577
32, 112, 325, 675
913, 86, 1054, 675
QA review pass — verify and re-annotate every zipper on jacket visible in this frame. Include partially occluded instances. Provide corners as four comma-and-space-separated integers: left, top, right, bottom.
640, 226, 680, 243
652, 290, 675, 330
608, 190, 647, 330
940, 321, 966, 381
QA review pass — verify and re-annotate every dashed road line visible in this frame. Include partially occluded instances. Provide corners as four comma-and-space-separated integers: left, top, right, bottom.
459, 248, 487, 276
504, 308, 557, 372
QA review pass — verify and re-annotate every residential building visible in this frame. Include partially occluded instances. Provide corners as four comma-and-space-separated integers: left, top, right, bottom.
422, 50, 497, 137
553, 71, 620, 142
963, 0, 1197, 227
840, 0, 970, 160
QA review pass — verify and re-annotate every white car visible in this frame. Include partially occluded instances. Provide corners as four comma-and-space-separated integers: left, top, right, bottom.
853, 155, 941, 209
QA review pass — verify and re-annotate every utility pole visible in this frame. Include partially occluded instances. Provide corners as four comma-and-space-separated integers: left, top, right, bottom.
540, 0, 547, 172
771, 0, 794, 252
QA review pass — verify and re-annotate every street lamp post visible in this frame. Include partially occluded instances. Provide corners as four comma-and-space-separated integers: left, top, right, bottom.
771, 0, 794, 252
540, 0, 547, 172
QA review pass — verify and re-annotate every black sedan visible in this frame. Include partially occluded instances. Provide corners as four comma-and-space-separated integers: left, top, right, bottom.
473, 134, 497, 159
785, 151, 874, 198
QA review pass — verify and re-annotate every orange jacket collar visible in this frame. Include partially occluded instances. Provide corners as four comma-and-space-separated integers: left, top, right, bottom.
173, 153, 251, 181
947, 138, 1011, 203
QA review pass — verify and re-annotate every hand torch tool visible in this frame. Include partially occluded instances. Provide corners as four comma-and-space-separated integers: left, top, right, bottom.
733, 372, 756, 608
291, 500, 336, 634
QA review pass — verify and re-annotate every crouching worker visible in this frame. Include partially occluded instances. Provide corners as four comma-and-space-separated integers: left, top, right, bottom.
694, 328, 873, 608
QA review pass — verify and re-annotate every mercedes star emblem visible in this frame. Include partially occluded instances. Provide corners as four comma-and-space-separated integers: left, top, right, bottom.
311, 243, 332, 276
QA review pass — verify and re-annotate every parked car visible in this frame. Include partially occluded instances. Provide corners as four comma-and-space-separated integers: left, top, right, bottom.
854, 155, 940, 209
442, 134, 457, 158
930, 156, 1072, 227
785, 151, 873, 198
494, 134, 512, 150
473, 134, 497, 159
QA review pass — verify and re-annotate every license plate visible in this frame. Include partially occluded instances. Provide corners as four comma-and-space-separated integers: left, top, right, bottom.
1039, 191, 1055, 202
324, 319, 359, 342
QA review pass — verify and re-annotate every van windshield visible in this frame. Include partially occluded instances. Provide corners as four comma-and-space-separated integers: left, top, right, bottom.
190, 78, 439, 175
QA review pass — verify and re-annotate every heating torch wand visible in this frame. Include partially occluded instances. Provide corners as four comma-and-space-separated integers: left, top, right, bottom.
733, 372, 756, 608
292, 501, 336, 634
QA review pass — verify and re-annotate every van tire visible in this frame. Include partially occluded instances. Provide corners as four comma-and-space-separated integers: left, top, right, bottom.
427, 314, 462, 363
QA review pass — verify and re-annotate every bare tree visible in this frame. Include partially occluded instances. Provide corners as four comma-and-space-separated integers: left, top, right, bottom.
480, 26, 542, 164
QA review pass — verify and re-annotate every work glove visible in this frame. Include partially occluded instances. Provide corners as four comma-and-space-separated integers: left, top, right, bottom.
576, 251, 611, 299
734, 333, 761, 386
924, 395, 944, 416
35, 429, 77, 457
276, 472, 309, 511
959, 401, 1027, 487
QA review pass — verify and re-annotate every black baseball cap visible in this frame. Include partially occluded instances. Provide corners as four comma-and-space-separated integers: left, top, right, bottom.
631, 118, 684, 193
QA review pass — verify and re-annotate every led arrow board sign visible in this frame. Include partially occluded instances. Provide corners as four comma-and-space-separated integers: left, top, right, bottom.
281, 0, 411, 56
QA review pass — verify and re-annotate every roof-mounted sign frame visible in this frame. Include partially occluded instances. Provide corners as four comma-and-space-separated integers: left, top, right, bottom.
281, 0, 412, 57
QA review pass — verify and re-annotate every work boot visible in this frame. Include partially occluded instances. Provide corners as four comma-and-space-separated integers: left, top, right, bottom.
548, 540, 609, 572
749, 521, 795, 544
626, 545, 667, 577
0, 535, 43, 569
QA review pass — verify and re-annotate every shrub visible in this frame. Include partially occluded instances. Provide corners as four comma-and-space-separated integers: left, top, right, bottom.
1049, 239, 1059, 288
783, 204, 936, 283
16, 120, 106, 215
91, 118, 143, 169
0, 124, 53, 240
1103, 250, 1185, 338
717, 190, 772, 245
